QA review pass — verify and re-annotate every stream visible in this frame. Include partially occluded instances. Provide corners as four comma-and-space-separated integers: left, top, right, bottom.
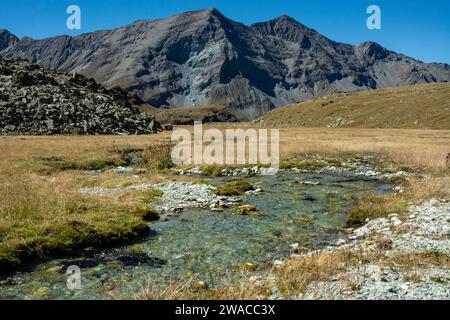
0, 171, 390, 299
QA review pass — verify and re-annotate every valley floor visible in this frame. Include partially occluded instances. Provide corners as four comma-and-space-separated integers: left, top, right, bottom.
0, 127, 449, 299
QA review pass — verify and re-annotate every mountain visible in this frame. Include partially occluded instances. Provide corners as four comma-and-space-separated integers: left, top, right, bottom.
0, 58, 161, 135
259, 82, 450, 129
0, 29, 18, 51
2, 8, 450, 119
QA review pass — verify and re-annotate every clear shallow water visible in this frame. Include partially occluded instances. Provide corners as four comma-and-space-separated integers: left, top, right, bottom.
0, 172, 389, 299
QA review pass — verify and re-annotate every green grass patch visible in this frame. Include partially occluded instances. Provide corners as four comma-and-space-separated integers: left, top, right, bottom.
347, 193, 408, 226
44, 158, 126, 172
0, 206, 149, 274
201, 165, 228, 177
214, 180, 254, 196
280, 160, 328, 171
132, 205, 160, 222
141, 189, 163, 203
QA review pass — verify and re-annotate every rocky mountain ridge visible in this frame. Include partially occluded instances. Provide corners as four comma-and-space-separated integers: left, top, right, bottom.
1, 8, 450, 119
0, 30, 18, 51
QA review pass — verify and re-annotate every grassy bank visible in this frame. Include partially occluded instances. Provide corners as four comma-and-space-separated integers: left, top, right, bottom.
0, 173, 153, 273
0, 134, 174, 273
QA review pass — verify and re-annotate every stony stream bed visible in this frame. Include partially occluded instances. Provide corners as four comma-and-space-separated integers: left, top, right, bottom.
0, 171, 390, 299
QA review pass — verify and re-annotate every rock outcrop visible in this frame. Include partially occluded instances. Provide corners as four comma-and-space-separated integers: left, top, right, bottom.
2, 9, 450, 119
0, 58, 161, 135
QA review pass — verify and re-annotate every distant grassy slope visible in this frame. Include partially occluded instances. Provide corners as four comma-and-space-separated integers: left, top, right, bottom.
260, 83, 450, 129
140, 104, 246, 125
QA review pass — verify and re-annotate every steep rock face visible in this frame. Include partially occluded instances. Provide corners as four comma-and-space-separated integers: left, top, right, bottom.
2, 8, 449, 119
0, 29, 18, 51
0, 58, 161, 135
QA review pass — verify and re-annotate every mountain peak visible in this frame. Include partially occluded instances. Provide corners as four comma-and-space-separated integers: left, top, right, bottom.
132, 7, 226, 26
273, 15, 299, 24
204, 7, 221, 15
253, 14, 310, 30
356, 41, 390, 61
0, 29, 18, 51
197, 7, 228, 21
358, 41, 383, 49
251, 14, 316, 43
1, 9, 449, 117
179, 7, 222, 17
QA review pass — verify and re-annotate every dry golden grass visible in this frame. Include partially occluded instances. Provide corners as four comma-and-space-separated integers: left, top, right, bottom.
261, 82, 450, 129
274, 127, 450, 169
136, 280, 273, 300
133, 248, 450, 300
166, 124, 450, 169
0, 134, 174, 272
0, 171, 153, 271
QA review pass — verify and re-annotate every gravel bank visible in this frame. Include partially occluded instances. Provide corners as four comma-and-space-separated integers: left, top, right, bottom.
298, 199, 450, 300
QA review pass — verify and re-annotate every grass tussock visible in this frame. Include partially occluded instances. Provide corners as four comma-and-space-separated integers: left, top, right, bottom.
214, 180, 254, 196
133, 250, 369, 300
44, 158, 126, 172
348, 193, 408, 226
0, 135, 179, 273
141, 189, 163, 203
131, 205, 160, 222
0, 175, 149, 273
280, 159, 328, 170
201, 164, 228, 177
384, 250, 450, 271
142, 141, 175, 171
348, 175, 450, 226
131, 275, 266, 300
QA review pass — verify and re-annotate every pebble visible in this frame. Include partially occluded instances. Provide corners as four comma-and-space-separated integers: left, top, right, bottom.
273, 260, 284, 268
96, 181, 244, 214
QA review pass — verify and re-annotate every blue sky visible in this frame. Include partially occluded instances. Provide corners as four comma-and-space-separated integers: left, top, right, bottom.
1, 0, 449, 63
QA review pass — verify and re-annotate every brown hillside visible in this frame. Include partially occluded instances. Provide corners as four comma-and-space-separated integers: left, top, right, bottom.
259, 83, 450, 129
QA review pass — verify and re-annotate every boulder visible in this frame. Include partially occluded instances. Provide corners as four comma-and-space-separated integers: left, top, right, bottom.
0, 58, 161, 135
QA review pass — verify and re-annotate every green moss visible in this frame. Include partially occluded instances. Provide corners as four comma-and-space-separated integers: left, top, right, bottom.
132, 205, 160, 222
430, 276, 447, 284
0, 247, 21, 273
214, 180, 254, 196
130, 244, 144, 254
280, 160, 328, 171
202, 165, 227, 177
236, 205, 260, 216
106, 260, 123, 269
293, 216, 313, 225
0, 209, 150, 275
190, 179, 211, 185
